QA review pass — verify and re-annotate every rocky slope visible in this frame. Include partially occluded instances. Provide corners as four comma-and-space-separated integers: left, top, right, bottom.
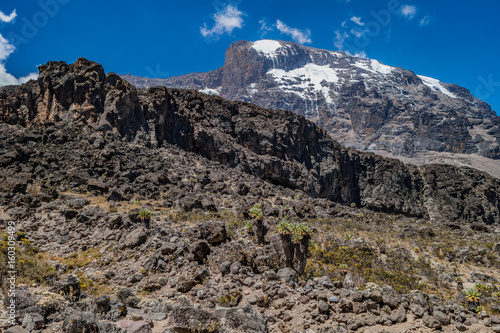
4, 58, 499, 225
121, 39, 500, 165
0, 58, 499, 333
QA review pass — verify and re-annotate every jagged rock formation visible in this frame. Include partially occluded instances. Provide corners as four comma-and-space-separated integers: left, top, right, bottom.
122, 40, 500, 161
1, 58, 499, 225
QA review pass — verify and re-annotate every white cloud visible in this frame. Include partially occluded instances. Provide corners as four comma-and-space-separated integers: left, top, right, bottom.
352, 50, 367, 58
275, 19, 312, 44
419, 15, 430, 26
200, 4, 245, 40
350, 16, 365, 26
334, 30, 349, 50
401, 5, 417, 19
258, 19, 274, 37
0, 34, 15, 62
0, 9, 16, 23
0, 10, 38, 87
0, 65, 37, 86
350, 29, 363, 38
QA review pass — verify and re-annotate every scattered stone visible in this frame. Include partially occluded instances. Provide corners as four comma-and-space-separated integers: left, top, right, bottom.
116, 320, 152, 333
124, 228, 148, 248
21, 312, 44, 331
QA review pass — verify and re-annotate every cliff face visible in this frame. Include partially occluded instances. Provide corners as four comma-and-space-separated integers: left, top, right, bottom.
122, 40, 500, 160
1, 58, 499, 225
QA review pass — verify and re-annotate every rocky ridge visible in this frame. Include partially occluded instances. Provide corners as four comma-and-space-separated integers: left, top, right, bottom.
122, 39, 500, 170
0, 58, 499, 332
2, 58, 499, 225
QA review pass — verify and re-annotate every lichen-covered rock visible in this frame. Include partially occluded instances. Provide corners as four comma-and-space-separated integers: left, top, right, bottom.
36, 292, 67, 318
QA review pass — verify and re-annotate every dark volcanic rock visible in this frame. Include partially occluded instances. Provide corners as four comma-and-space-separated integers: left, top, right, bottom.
0, 58, 499, 226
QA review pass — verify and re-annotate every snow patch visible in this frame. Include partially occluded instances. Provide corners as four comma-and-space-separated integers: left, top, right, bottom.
199, 88, 220, 96
370, 60, 393, 74
251, 40, 282, 55
354, 59, 393, 75
268, 64, 339, 115
353, 61, 372, 73
417, 75, 457, 99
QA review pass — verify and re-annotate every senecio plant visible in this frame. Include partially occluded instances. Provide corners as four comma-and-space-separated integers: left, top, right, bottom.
245, 221, 253, 234
466, 289, 481, 304
276, 220, 313, 275
139, 209, 152, 220
249, 203, 268, 245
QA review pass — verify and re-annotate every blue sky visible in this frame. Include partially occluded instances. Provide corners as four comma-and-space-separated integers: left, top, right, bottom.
0, 0, 499, 114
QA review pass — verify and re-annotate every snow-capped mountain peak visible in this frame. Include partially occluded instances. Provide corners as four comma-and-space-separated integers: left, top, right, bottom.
121, 39, 499, 161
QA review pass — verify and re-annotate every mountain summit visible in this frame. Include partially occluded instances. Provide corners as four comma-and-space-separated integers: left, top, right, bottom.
122, 39, 500, 164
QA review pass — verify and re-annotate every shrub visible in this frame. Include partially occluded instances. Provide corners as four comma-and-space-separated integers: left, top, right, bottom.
139, 209, 152, 220
245, 221, 253, 234
339, 264, 348, 274
344, 234, 353, 241
466, 289, 481, 304
0, 234, 56, 285
474, 283, 489, 294
249, 203, 263, 220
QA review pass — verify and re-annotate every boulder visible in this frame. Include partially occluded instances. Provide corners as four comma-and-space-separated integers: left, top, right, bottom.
409, 290, 429, 317
199, 221, 227, 244
21, 312, 44, 331
381, 285, 401, 308
50, 274, 81, 301
215, 306, 267, 333
276, 268, 298, 283
63, 312, 100, 333
36, 292, 67, 318
168, 307, 221, 332
124, 228, 147, 248
116, 320, 152, 333
189, 240, 211, 263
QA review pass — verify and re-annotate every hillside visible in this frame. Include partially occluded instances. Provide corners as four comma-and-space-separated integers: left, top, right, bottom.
0, 58, 499, 332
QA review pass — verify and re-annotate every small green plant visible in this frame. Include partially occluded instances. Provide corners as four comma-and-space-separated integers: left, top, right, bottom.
291, 233, 303, 244
133, 200, 140, 206
474, 283, 489, 293
476, 305, 485, 313
294, 193, 303, 199
493, 291, 500, 299
248, 203, 267, 244
466, 289, 481, 303
139, 209, 152, 220
249, 203, 263, 220
277, 220, 292, 235
109, 204, 118, 213
245, 221, 253, 233
455, 277, 462, 282
350, 202, 356, 208
339, 263, 348, 274
343, 233, 353, 241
